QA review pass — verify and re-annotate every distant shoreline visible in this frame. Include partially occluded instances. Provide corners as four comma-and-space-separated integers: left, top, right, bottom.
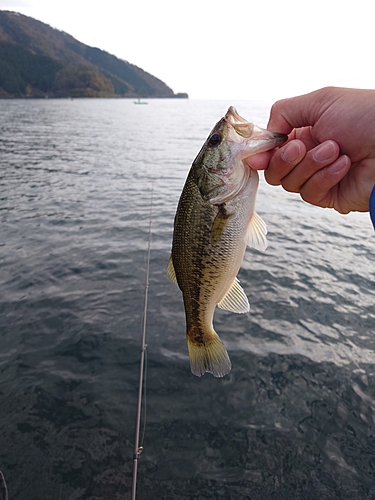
0, 94, 189, 100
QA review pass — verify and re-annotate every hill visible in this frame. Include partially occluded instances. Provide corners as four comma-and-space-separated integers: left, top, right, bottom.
0, 11, 188, 99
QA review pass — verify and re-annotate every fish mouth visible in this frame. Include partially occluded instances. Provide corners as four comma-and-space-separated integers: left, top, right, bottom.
247, 125, 288, 154
225, 106, 287, 155
225, 106, 254, 138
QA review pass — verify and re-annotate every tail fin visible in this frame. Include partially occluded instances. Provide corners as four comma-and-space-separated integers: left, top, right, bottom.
186, 331, 231, 377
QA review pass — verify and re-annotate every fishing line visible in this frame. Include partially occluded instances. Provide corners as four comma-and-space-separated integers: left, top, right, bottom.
131, 186, 153, 500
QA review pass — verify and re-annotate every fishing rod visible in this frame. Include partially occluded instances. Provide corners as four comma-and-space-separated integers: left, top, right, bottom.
0, 471, 8, 500
131, 188, 153, 500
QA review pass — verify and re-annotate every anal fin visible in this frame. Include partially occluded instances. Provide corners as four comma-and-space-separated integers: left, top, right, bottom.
217, 277, 250, 313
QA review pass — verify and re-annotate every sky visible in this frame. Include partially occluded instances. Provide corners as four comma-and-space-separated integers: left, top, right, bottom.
1, 0, 374, 102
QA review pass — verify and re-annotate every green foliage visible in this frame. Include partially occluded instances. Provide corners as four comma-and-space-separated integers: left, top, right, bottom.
100, 70, 130, 96
84, 47, 152, 96
0, 42, 62, 96
52, 62, 114, 96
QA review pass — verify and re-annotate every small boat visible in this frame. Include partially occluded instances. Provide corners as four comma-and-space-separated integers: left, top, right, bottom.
134, 98, 148, 105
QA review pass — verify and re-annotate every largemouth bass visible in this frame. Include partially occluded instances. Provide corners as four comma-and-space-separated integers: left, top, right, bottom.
167, 107, 287, 377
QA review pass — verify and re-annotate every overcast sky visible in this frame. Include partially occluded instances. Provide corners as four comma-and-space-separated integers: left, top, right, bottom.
1, 0, 374, 101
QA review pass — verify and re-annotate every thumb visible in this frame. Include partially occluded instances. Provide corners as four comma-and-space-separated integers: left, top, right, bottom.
267, 88, 334, 134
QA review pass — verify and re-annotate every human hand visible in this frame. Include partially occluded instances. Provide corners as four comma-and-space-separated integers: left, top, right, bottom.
248, 87, 375, 214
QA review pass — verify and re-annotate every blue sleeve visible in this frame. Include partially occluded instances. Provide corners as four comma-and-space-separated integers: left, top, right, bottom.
370, 184, 375, 229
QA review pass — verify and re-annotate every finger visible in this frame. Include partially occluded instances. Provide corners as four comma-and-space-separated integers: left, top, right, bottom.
246, 150, 273, 170
280, 140, 340, 193
299, 155, 352, 209
264, 140, 306, 186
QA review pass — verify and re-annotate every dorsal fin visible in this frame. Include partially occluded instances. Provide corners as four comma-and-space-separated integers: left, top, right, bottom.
246, 212, 267, 251
217, 277, 250, 313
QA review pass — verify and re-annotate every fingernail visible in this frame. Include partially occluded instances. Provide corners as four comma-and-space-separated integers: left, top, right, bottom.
327, 155, 350, 174
313, 141, 336, 162
281, 142, 301, 163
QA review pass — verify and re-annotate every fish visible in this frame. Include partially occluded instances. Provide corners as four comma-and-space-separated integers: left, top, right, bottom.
167, 107, 287, 377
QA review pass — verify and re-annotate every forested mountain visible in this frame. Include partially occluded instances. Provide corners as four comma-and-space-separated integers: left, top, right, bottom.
0, 11, 188, 98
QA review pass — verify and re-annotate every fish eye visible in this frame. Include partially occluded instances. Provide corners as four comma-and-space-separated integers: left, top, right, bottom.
208, 133, 222, 147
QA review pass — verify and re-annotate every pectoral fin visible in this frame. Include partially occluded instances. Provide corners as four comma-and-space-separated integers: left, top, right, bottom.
210, 204, 230, 244
246, 212, 267, 251
167, 255, 178, 285
217, 277, 250, 313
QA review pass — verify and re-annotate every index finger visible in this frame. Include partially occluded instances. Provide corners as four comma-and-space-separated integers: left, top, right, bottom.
247, 150, 274, 170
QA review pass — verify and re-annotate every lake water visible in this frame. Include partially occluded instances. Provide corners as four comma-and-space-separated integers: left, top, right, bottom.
0, 98, 375, 500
